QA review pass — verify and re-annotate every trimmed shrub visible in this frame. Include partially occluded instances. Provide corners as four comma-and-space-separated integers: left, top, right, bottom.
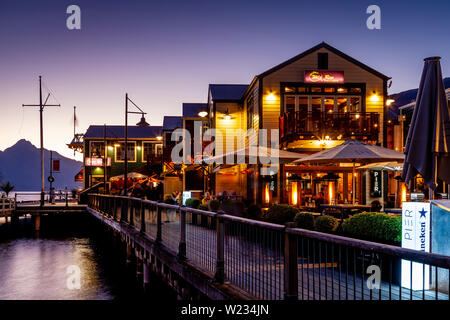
265, 204, 299, 225
315, 215, 339, 233
208, 199, 220, 212
198, 204, 209, 211
342, 212, 401, 244
245, 204, 262, 220
185, 197, 201, 209
294, 212, 315, 230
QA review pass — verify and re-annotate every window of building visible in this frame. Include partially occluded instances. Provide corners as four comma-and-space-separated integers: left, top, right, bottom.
350, 87, 362, 93
284, 87, 295, 93
318, 52, 328, 69
115, 142, 136, 162
349, 97, 361, 112
285, 96, 295, 114
324, 97, 335, 113
89, 141, 105, 158
143, 142, 162, 162
311, 87, 322, 93
298, 97, 308, 114
337, 98, 348, 113
324, 87, 335, 93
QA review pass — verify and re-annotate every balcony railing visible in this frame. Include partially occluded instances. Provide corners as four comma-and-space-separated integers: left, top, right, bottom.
280, 111, 380, 142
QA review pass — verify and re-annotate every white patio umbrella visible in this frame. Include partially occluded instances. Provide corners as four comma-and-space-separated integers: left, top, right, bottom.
294, 140, 405, 204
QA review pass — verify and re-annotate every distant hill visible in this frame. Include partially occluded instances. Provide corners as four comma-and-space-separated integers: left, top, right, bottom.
0, 139, 82, 191
388, 77, 450, 119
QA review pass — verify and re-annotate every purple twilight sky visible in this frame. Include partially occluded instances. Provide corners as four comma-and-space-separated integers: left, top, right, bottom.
0, 0, 449, 161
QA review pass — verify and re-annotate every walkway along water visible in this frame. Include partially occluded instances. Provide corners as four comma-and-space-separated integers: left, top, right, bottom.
87, 194, 450, 301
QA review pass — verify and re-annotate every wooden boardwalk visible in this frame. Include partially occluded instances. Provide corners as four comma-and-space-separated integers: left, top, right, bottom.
139, 217, 448, 300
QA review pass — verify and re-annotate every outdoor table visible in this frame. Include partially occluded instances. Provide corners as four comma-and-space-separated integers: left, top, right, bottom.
319, 204, 372, 220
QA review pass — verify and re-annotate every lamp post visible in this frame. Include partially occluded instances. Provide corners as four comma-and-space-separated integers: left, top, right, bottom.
124, 93, 149, 195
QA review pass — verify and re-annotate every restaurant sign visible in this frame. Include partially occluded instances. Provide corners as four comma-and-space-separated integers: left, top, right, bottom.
85, 157, 111, 166
304, 70, 344, 83
401, 202, 430, 290
370, 170, 381, 197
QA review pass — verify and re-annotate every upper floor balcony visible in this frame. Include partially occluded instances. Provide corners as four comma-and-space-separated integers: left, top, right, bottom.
280, 111, 380, 143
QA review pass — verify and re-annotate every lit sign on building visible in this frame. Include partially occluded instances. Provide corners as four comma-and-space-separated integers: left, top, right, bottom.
85, 157, 111, 166
401, 202, 430, 290
304, 70, 344, 83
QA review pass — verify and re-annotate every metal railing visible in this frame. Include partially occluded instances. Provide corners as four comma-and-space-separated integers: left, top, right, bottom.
280, 111, 380, 141
88, 194, 450, 300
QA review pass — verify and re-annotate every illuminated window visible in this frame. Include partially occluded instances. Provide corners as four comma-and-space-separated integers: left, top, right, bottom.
349, 97, 361, 112
350, 87, 362, 93
89, 141, 105, 158
284, 87, 295, 93
337, 98, 348, 113
324, 87, 335, 93
285, 96, 295, 114
115, 142, 136, 162
311, 87, 322, 93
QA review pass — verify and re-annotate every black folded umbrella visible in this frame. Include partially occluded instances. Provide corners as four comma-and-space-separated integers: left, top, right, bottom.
402, 57, 450, 192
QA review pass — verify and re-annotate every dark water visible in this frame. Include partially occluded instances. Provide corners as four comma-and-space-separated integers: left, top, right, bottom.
0, 213, 176, 300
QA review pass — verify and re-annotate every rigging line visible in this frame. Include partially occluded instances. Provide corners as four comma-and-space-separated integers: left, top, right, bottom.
42, 80, 62, 105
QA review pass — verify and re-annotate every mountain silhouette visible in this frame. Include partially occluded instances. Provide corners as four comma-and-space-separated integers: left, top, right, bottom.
0, 139, 82, 191
388, 77, 450, 119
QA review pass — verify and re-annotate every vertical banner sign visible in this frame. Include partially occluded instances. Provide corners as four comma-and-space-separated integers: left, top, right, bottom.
401, 202, 430, 290
52, 159, 60, 172
370, 170, 381, 197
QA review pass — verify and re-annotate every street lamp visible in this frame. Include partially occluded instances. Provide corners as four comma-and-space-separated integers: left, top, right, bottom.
124, 93, 149, 195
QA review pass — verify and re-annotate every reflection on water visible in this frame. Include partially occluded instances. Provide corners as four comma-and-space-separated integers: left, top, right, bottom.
0, 213, 176, 300
0, 238, 114, 300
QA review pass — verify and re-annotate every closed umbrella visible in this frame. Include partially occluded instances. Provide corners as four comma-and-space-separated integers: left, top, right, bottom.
402, 57, 450, 195
295, 139, 404, 204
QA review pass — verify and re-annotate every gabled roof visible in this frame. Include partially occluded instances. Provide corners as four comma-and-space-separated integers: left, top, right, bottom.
84, 125, 162, 139
258, 42, 391, 80
209, 84, 249, 101
182, 103, 208, 118
163, 116, 183, 131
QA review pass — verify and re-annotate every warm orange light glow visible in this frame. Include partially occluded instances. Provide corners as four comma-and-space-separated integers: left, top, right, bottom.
370, 92, 380, 102
156, 136, 163, 141
137, 146, 142, 151
328, 182, 334, 204
265, 92, 276, 103
291, 182, 298, 206
401, 184, 407, 202
264, 183, 270, 204
386, 99, 395, 106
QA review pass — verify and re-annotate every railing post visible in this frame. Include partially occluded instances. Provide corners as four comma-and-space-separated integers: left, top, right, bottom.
214, 210, 225, 283
140, 200, 145, 233
129, 199, 134, 226
178, 206, 186, 259
284, 222, 298, 300
121, 198, 127, 222
112, 197, 117, 220
156, 202, 162, 242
